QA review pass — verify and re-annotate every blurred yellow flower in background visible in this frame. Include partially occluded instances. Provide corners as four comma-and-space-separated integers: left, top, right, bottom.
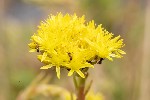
86, 91, 104, 100
28, 13, 125, 79
17, 72, 104, 100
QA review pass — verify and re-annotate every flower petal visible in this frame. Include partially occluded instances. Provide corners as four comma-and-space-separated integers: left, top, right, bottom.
56, 67, 60, 79
40, 64, 53, 69
76, 70, 85, 78
29, 49, 36, 52
118, 49, 126, 54
68, 70, 74, 76
41, 52, 47, 62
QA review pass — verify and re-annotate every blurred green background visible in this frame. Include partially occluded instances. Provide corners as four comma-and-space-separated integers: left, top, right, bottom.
0, 0, 150, 100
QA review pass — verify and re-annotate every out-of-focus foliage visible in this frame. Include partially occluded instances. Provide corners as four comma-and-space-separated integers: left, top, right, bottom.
17, 73, 104, 100
17, 73, 76, 100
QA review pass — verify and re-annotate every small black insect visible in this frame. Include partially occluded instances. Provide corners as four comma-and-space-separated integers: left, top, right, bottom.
97, 58, 104, 64
35, 45, 39, 52
36, 48, 39, 52
67, 52, 72, 61
67, 68, 71, 71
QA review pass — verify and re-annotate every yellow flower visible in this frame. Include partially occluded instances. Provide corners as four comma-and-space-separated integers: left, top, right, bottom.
28, 13, 125, 79
86, 91, 104, 100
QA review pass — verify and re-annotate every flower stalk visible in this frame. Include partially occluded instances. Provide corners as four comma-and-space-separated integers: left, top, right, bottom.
74, 74, 86, 100
73, 68, 91, 100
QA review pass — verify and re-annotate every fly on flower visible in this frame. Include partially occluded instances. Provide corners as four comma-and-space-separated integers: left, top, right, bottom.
35, 45, 39, 52
28, 13, 126, 79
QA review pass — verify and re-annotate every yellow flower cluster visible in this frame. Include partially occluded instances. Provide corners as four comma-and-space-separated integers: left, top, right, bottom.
28, 13, 125, 79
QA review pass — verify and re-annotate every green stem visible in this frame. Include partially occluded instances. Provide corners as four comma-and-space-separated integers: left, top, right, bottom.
77, 76, 86, 100
73, 71, 89, 100
73, 74, 78, 89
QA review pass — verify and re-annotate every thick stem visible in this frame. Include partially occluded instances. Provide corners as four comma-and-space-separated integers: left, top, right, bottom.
77, 77, 86, 100
73, 68, 91, 100
73, 71, 89, 100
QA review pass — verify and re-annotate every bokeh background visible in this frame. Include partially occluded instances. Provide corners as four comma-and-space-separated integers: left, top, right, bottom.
0, 0, 150, 100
